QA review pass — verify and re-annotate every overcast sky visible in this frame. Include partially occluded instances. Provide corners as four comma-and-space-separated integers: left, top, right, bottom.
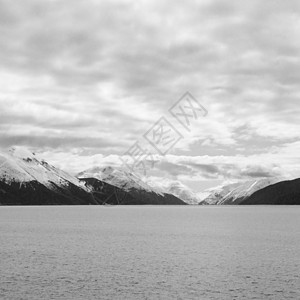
0, 0, 300, 190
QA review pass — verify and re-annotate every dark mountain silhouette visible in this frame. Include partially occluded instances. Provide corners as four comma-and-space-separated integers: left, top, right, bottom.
0, 180, 97, 205
240, 178, 300, 205
80, 177, 186, 205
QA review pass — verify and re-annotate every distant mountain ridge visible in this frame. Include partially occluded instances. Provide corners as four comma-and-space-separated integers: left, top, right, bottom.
77, 166, 186, 205
200, 178, 282, 205
146, 180, 202, 205
77, 166, 162, 194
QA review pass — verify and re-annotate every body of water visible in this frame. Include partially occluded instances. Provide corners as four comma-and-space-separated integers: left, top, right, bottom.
0, 206, 300, 299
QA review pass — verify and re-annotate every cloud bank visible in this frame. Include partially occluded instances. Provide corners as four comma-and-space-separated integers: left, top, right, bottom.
0, 0, 300, 189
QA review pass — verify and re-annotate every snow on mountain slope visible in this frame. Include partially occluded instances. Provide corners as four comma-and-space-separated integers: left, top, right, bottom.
77, 166, 187, 205
0, 147, 85, 189
146, 179, 202, 205
201, 177, 282, 205
240, 178, 300, 205
77, 166, 163, 195
0, 148, 186, 205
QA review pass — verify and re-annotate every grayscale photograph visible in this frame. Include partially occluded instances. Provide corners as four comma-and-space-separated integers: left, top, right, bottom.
0, 0, 300, 299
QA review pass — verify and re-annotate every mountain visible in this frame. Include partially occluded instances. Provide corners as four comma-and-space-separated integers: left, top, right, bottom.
200, 178, 281, 205
240, 178, 300, 205
77, 166, 187, 205
78, 177, 136, 205
0, 147, 97, 205
146, 179, 202, 205
0, 148, 186, 205
77, 166, 161, 193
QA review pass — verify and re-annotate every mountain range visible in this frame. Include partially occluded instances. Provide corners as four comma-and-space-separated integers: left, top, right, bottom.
0, 147, 299, 205
0, 148, 185, 205
200, 178, 282, 205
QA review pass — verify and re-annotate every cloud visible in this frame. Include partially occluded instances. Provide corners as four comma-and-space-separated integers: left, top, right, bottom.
185, 163, 220, 175
240, 166, 276, 178
0, 0, 300, 190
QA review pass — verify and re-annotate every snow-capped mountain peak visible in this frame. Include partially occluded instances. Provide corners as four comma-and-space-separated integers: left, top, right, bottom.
201, 177, 283, 205
0, 147, 84, 189
8, 146, 37, 160
77, 166, 163, 195
145, 178, 203, 205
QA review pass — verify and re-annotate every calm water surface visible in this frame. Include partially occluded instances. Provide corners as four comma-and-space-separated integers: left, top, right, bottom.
0, 206, 300, 299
